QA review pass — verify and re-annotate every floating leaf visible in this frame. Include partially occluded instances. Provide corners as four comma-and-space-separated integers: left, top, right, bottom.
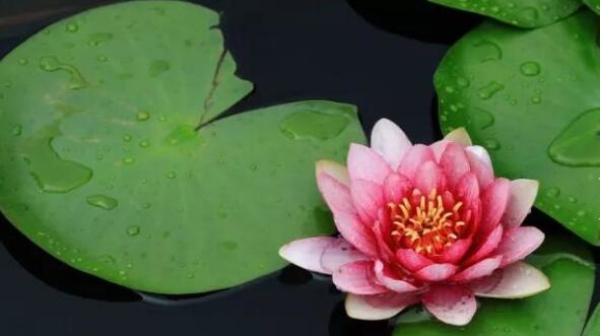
435, 10, 600, 245
428, 0, 582, 28
584, 304, 600, 336
585, 0, 600, 14
393, 233, 595, 336
0, 1, 366, 294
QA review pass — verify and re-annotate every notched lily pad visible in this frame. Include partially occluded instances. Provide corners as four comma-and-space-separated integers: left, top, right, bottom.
428, 0, 582, 28
435, 10, 600, 245
0, 1, 366, 294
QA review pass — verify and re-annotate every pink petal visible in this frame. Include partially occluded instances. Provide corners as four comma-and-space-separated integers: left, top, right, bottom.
453, 256, 502, 282
373, 261, 419, 293
383, 173, 412, 204
502, 179, 539, 228
455, 172, 480, 208
463, 224, 503, 265
398, 144, 435, 180
320, 238, 370, 273
345, 292, 419, 321
333, 261, 388, 295
444, 128, 473, 146
465, 146, 494, 189
373, 219, 395, 263
396, 249, 434, 272
422, 285, 477, 326
431, 238, 472, 264
478, 178, 510, 239
414, 160, 447, 194
317, 173, 356, 215
469, 262, 550, 299
279, 237, 337, 274
496, 226, 545, 267
316, 160, 350, 186
430, 140, 450, 162
347, 144, 392, 185
414, 263, 458, 282
334, 212, 379, 257
370, 118, 412, 170
440, 143, 471, 188
351, 179, 384, 224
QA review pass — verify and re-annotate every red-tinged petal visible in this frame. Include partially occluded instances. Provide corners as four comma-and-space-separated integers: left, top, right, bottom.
463, 224, 503, 265
320, 238, 370, 273
317, 173, 356, 215
396, 248, 434, 272
431, 238, 472, 264
414, 160, 447, 194
398, 144, 435, 180
478, 178, 510, 239
430, 140, 450, 162
373, 261, 419, 293
444, 128, 473, 147
496, 227, 545, 267
351, 179, 384, 224
347, 144, 392, 185
345, 292, 419, 321
502, 179, 539, 228
469, 262, 550, 299
370, 118, 412, 170
334, 212, 379, 257
333, 261, 388, 295
453, 256, 502, 282
279, 237, 337, 274
465, 146, 494, 189
455, 172, 480, 207
383, 173, 412, 204
414, 263, 458, 282
373, 220, 395, 263
440, 143, 471, 189
316, 160, 350, 186
422, 285, 477, 326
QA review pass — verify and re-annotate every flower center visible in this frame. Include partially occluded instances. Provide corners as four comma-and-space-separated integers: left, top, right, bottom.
388, 189, 465, 257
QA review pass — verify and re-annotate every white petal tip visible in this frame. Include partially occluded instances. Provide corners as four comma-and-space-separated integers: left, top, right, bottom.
473, 262, 550, 299
444, 128, 472, 146
345, 295, 402, 321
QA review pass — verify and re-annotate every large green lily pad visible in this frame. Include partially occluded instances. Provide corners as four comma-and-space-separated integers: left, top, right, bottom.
435, 9, 600, 245
0, 1, 366, 294
585, 0, 600, 14
428, 0, 582, 28
393, 233, 595, 336
584, 304, 600, 336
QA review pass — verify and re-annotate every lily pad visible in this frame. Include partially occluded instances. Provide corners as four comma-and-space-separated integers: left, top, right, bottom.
428, 0, 582, 28
584, 305, 600, 336
585, 0, 600, 14
393, 232, 595, 336
435, 9, 600, 245
0, 1, 366, 294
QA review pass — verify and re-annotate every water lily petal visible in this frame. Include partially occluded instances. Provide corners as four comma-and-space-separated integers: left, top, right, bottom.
465, 146, 494, 189
351, 179, 384, 224
316, 160, 350, 186
371, 118, 412, 170
422, 285, 477, 326
502, 179, 539, 228
383, 173, 412, 204
455, 172, 480, 207
478, 178, 510, 239
430, 139, 450, 162
398, 144, 435, 180
470, 262, 550, 299
373, 261, 419, 293
334, 212, 379, 257
431, 238, 472, 264
414, 160, 447, 194
463, 224, 503, 265
279, 237, 337, 274
396, 248, 434, 272
320, 238, 370, 273
317, 173, 356, 215
496, 226, 545, 267
440, 143, 471, 189
414, 263, 458, 282
333, 260, 388, 295
444, 128, 473, 147
348, 144, 392, 185
345, 292, 419, 321
453, 256, 502, 282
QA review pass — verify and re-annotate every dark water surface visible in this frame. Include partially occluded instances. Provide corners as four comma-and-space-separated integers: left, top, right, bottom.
0, 1, 597, 335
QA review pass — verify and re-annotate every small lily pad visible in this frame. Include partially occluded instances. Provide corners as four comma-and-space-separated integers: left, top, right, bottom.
0, 1, 366, 294
435, 9, 600, 245
428, 0, 582, 28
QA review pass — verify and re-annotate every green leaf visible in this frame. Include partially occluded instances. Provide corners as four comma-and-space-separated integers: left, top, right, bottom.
435, 9, 600, 245
393, 233, 595, 336
584, 305, 600, 336
0, 1, 366, 294
584, 0, 600, 14
428, 0, 582, 28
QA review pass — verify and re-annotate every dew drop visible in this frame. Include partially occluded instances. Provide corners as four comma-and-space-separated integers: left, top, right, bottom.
520, 61, 541, 77
12, 124, 22, 136
18, 58, 28, 65
483, 138, 500, 150
39, 56, 88, 90
86, 195, 118, 210
139, 139, 150, 148
127, 225, 140, 236
548, 108, 600, 167
471, 109, 495, 130
472, 40, 503, 63
97, 55, 108, 63
122, 134, 132, 142
123, 157, 135, 165
280, 110, 350, 140
66, 22, 79, 32
166, 171, 176, 179
88, 32, 114, 46
136, 111, 150, 121
545, 187, 560, 198
477, 81, 505, 100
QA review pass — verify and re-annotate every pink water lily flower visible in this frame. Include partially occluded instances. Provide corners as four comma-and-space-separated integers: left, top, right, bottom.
279, 119, 549, 326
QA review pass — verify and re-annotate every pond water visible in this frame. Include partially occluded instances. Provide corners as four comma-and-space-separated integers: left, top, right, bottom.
0, 1, 598, 335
